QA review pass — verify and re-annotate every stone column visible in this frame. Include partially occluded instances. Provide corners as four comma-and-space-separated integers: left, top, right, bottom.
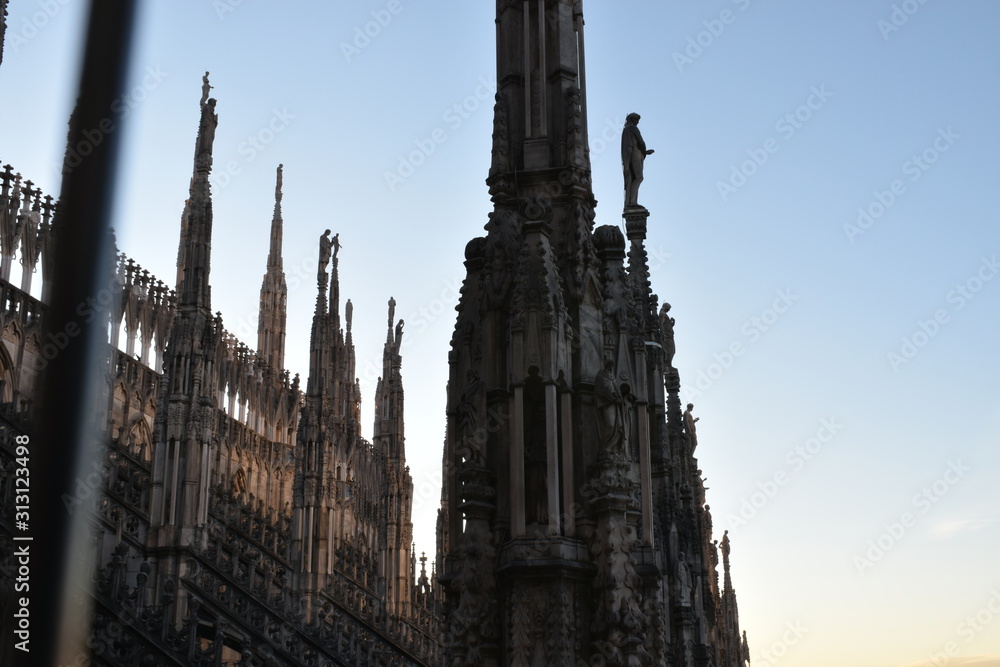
584, 454, 647, 666
447, 465, 499, 667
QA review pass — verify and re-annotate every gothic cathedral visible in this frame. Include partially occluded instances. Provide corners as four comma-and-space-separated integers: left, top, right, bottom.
0, 2, 749, 666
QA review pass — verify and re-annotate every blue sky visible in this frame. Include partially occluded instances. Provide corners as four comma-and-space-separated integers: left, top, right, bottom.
1, 1, 998, 665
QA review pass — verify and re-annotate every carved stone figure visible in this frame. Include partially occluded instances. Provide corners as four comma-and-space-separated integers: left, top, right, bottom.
318, 229, 333, 281
457, 369, 485, 464
201, 71, 212, 106
677, 552, 692, 606
660, 302, 676, 367
684, 402, 699, 449
621, 112, 654, 207
595, 359, 627, 460
197, 98, 219, 160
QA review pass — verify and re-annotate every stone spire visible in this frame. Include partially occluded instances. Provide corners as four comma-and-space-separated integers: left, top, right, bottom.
292, 232, 360, 618
175, 73, 218, 310
490, 0, 592, 194
0, 0, 8, 69
438, 3, 748, 665
267, 164, 283, 270
257, 164, 287, 370
719, 530, 748, 666
374, 297, 405, 460
373, 297, 413, 616
722, 529, 734, 595
304, 231, 352, 407
149, 78, 226, 619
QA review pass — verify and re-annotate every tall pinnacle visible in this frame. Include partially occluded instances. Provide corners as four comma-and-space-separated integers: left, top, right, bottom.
721, 530, 734, 595
268, 164, 283, 269
176, 73, 218, 309
375, 296, 404, 461
258, 163, 288, 370
489, 0, 592, 198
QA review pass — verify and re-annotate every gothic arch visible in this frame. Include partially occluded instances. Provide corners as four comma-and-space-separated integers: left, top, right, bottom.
126, 415, 153, 464
232, 467, 247, 497
0, 339, 15, 403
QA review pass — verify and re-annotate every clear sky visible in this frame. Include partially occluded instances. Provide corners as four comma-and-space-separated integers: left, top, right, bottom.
2, 1, 998, 666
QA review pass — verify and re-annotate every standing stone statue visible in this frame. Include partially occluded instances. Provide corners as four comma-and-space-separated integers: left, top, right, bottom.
318, 229, 333, 281
332, 232, 341, 259
595, 359, 627, 460
659, 302, 676, 367
676, 552, 692, 607
196, 99, 219, 161
457, 369, 485, 465
621, 112, 654, 208
201, 71, 213, 106
683, 402, 699, 449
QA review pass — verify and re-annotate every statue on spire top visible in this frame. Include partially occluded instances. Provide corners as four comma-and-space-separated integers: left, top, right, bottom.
201, 72, 213, 106
622, 112, 654, 208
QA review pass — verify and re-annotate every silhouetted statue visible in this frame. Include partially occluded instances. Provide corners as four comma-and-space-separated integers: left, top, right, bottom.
660, 302, 676, 367
684, 402, 699, 449
196, 99, 218, 160
622, 112, 654, 207
318, 229, 333, 280
201, 71, 212, 106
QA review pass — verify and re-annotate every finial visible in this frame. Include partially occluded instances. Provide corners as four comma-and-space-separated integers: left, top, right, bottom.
388, 296, 396, 329
275, 164, 283, 202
